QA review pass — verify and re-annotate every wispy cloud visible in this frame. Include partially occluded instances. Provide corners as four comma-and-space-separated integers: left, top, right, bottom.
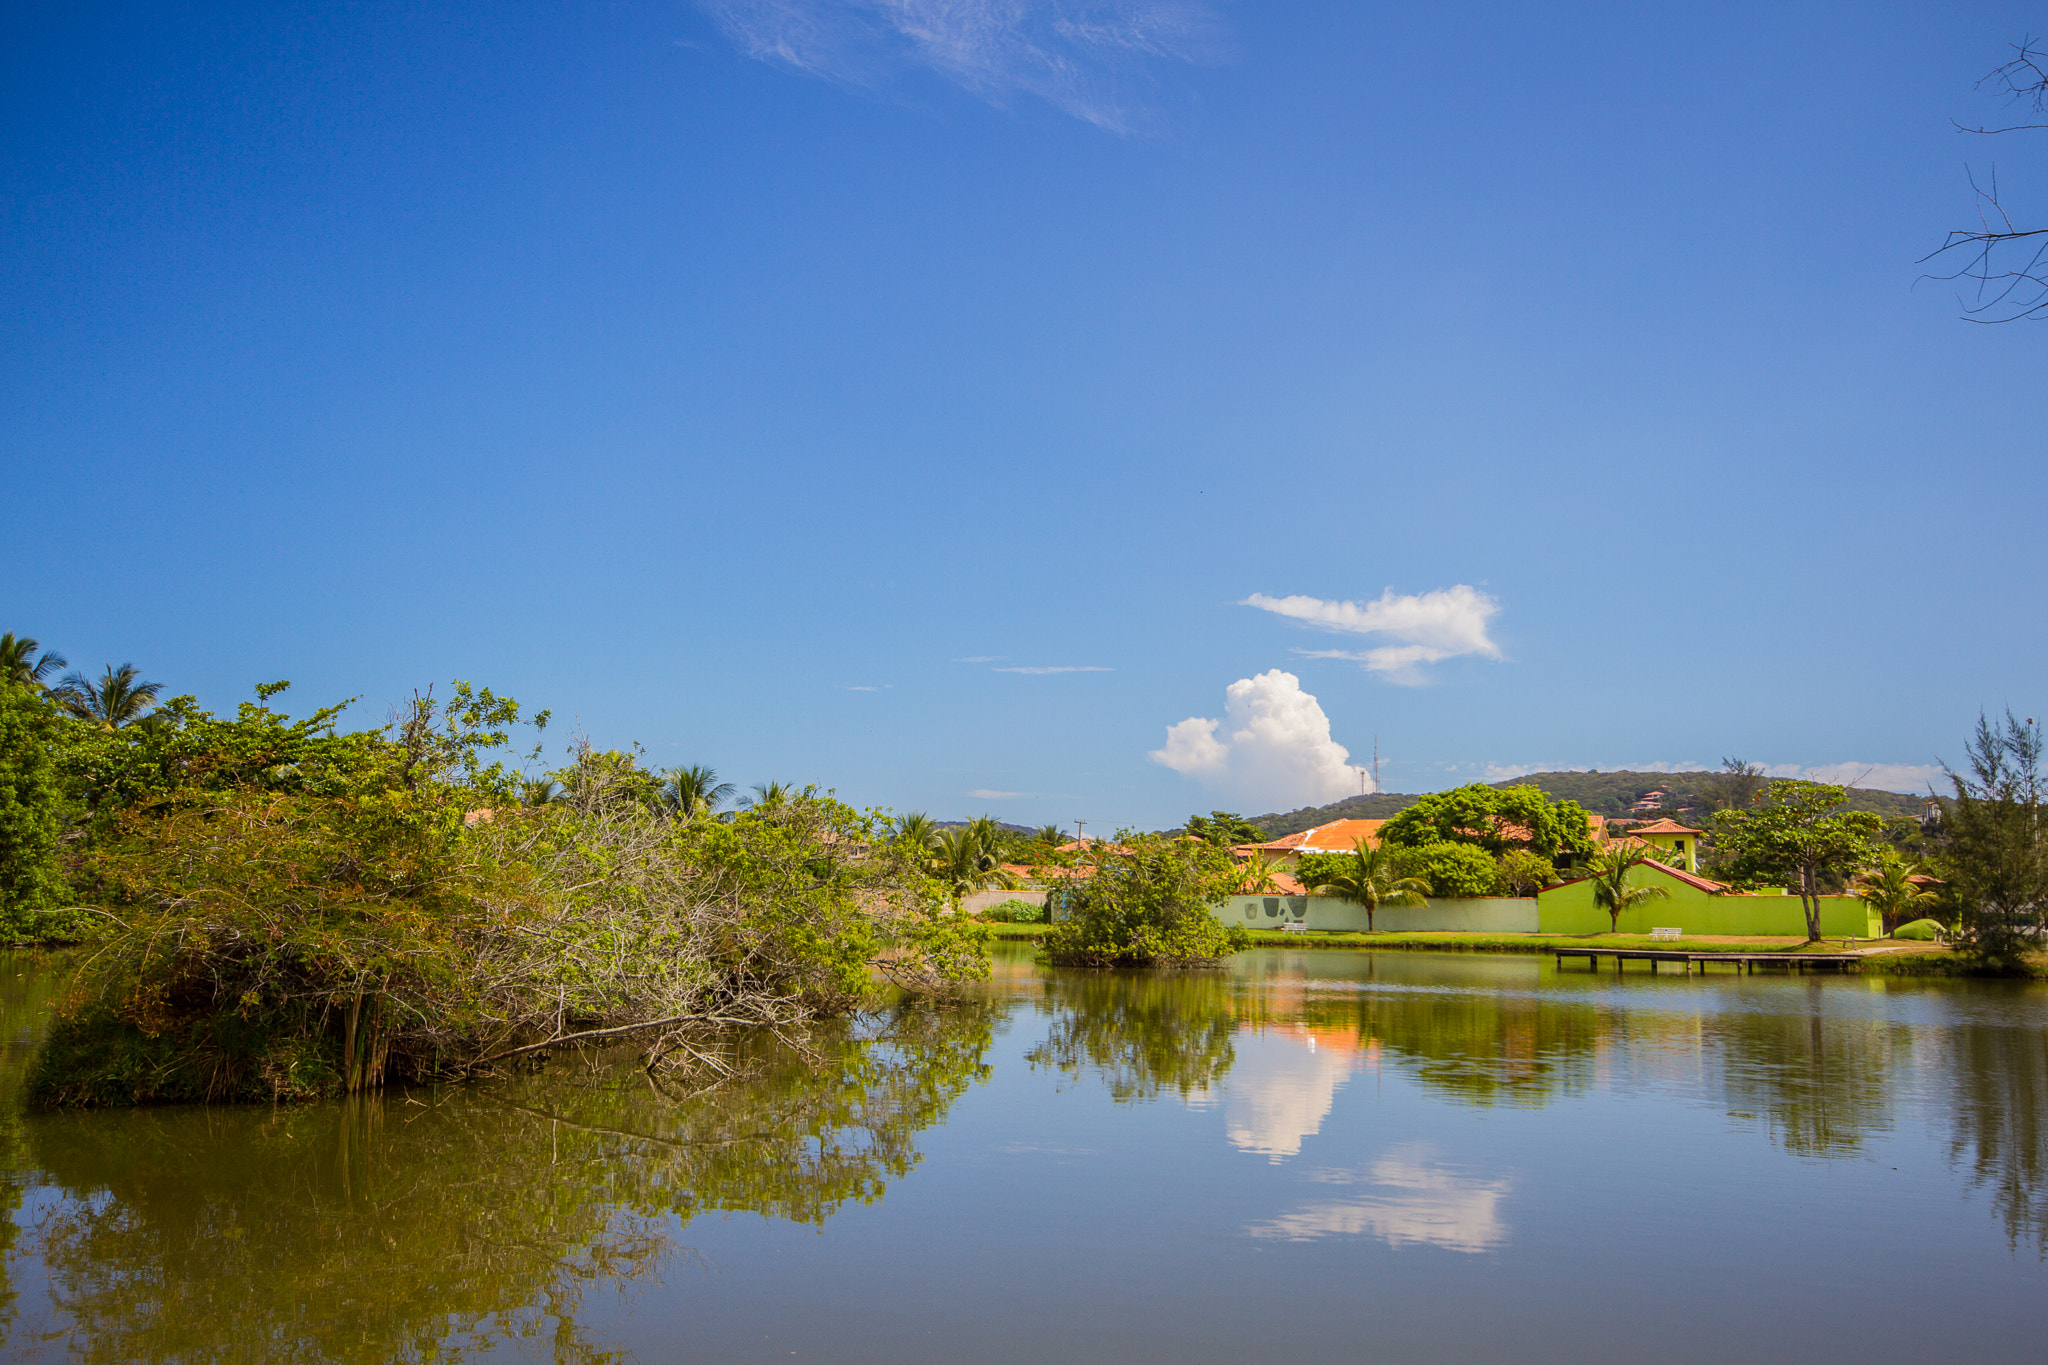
1151, 669, 1365, 809
843, 684, 892, 691
953, 655, 1003, 664
1246, 587, 1503, 686
967, 788, 1028, 799
995, 665, 1112, 675
694, 0, 1225, 133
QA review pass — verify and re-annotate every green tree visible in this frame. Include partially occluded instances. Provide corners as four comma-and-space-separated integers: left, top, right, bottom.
0, 634, 65, 689
1379, 783, 1595, 858
1041, 834, 1250, 967
1856, 855, 1939, 936
1583, 842, 1671, 934
1496, 848, 1557, 897
53, 663, 162, 731
1387, 840, 1500, 898
1714, 779, 1884, 942
1935, 712, 2048, 967
1183, 811, 1268, 846
1298, 838, 1428, 932
0, 684, 67, 941
662, 763, 735, 819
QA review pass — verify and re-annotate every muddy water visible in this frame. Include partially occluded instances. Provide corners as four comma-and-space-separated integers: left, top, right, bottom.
0, 945, 2042, 1362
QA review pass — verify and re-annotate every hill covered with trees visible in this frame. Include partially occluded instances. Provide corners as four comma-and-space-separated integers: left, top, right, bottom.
1245, 770, 1929, 839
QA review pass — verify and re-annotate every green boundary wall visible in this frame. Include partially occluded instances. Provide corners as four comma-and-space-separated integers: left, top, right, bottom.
1535, 866, 1877, 937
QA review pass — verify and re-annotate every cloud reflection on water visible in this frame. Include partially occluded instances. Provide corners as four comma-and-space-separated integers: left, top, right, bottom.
1248, 1146, 1512, 1253
1215, 1025, 1370, 1162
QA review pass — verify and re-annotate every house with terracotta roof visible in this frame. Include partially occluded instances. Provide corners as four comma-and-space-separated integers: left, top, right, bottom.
1233, 819, 1391, 867
1624, 818, 1704, 871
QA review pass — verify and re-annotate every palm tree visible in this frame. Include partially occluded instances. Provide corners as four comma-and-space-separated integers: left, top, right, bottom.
742, 781, 791, 811
931, 825, 1020, 910
1300, 838, 1430, 932
1857, 858, 1939, 936
53, 662, 163, 730
893, 812, 939, 853
1584, 842, 1671, 934
0, 634, 65, 689
1036, 823, 1065, 847
521, 778, 561, 807
1237, 851, 1288, 895
663, 764, 737, 820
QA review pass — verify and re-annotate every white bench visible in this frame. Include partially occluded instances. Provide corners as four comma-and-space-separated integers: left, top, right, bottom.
1280, 922, 1312, 933
1648, 927, 1682, 942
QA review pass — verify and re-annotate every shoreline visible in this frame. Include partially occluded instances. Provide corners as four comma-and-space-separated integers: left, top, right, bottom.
981, 922, 2044, 978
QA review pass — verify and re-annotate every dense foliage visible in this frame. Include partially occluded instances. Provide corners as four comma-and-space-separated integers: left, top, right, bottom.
0, 684, 66, 941
1388, 840, 1502, 898
1378, 783, 1596, 859
1181, 811, 1269, 846
0, 653, 988, 1105
1041, 835, 1250, 967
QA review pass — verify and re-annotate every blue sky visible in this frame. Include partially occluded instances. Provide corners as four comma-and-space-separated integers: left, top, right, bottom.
6, 1, 2045, 829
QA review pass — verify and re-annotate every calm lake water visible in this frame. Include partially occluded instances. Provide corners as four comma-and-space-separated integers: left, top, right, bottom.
1, 944, 2043, 1362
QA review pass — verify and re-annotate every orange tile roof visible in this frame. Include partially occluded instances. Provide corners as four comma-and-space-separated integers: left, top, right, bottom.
1630, 818, 1704, 836
1248, 819, 1388, 855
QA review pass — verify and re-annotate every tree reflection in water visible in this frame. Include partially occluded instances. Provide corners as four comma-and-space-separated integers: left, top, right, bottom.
1025, 971, 1238, 1102
1943, 991, 2048, 1252
8, 1000, 998, 1363
1700, 983, 1904, 1158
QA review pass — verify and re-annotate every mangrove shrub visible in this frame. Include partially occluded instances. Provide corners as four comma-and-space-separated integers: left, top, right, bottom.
1041, 835, 1249, 967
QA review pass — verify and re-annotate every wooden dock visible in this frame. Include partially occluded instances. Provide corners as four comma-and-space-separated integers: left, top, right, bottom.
1551, 947, 1862, 974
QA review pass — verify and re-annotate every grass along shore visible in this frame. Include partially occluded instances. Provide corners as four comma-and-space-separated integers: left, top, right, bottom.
978, 921, 2042, 976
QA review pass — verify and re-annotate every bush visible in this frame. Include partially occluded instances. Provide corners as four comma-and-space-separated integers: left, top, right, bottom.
31, 728, 987, 1107
980, 898, 1046, 923
1041, 835, 1250, 967
1391, 841, 1500, 898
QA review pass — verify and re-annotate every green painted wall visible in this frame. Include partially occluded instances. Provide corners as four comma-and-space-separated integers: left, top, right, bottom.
1536, 871, 1878, 937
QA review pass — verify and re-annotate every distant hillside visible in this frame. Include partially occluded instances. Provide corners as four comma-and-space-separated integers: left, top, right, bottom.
1245, 770, 1928, 839
1500, 771, 1929, 820
1243, 792, 1421, 839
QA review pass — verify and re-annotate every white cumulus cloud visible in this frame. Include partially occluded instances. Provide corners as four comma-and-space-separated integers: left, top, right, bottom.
695, 0, 1223, 133
1245, 587, 1502, 685
1150, 670, 1363, 810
